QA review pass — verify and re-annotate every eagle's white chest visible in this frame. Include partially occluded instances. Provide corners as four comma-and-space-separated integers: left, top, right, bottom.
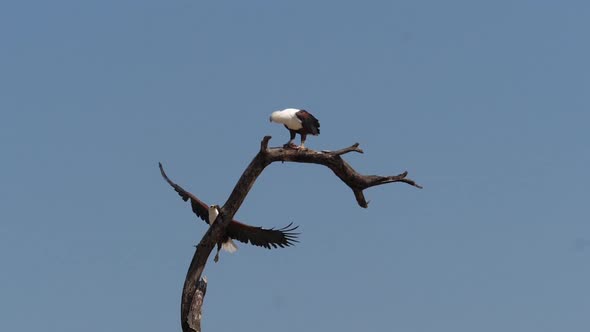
282, 116, 303, 130
207, 205, 238, 253
208, 206, 219, 225
271, 109, 303, 130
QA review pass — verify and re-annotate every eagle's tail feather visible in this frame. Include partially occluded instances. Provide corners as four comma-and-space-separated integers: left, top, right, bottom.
222, 239, 238, 253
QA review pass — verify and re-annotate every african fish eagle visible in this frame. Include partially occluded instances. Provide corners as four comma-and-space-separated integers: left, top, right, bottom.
269, 108, 320, 149
159, 163, 299, 262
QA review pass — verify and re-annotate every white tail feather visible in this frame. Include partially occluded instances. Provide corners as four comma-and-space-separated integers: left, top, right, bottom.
222, 239, 238, 253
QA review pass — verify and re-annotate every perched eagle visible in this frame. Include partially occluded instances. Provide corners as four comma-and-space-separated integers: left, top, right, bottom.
270, 108, 320, 149
159, 163, 299, 262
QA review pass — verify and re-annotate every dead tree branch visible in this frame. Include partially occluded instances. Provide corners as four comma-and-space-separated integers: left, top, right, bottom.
161, 136, 421, 332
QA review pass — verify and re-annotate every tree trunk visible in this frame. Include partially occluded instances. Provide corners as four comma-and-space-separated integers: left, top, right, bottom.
160, 136, 422, 332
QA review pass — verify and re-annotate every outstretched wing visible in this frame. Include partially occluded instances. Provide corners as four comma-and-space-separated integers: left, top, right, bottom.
160, 162, 301, 249
159, 162, 210, 224
296, 110, 320, 135
227, 221, 299, 249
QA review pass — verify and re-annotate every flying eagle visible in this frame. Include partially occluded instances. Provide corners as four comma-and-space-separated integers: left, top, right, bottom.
270, 108, 320, 149
159, 163, 299, 262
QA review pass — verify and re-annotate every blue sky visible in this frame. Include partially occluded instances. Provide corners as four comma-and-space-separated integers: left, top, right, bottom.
1, 1, 589, 331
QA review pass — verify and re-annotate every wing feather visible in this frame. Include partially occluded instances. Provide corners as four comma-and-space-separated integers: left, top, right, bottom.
295, 110, 320, 135
227, 221, 300, 249
159, 163, 210, 224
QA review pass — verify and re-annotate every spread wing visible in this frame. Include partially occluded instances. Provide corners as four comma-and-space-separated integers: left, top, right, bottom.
295, 110, 320, 135
160, 162, 301, 249
159, 162, 210, 224
227, 221, 299, 249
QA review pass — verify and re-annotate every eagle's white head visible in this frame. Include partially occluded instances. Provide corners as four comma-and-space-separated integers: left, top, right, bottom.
269, 111, 281, 123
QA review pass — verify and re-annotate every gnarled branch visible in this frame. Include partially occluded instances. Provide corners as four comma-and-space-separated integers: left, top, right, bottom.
162, 136, 421, 332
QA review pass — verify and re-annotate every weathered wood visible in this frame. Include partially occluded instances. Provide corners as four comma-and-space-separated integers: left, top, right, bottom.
162, 136, 421, 332
186, 277, 207, 332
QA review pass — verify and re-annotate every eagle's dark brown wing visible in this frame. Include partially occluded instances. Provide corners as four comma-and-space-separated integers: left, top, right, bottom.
295, 110, 320, 135
227, 221, 299, 249
159, 162, 210, 223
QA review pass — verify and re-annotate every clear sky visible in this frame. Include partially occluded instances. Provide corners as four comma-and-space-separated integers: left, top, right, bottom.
1, 1, 589, 331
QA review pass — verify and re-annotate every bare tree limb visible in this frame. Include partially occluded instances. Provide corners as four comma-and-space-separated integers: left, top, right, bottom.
163, 136, 422, 332
187, 278, 207, 332
321, 142, 364, 155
